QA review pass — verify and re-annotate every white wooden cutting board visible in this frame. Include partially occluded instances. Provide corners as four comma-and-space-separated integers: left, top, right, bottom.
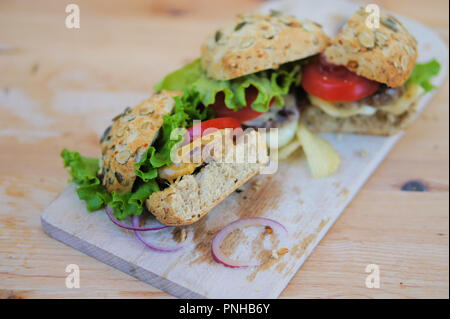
40, 0, 448, 299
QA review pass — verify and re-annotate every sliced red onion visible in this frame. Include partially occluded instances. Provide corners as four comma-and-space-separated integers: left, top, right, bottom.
211, 217, 288, 268
105, 206, 168, 231
132, 215, 184, 252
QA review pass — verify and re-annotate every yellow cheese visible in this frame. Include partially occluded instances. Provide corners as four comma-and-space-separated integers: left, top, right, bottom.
158, 129, 234, 183
158, 162, 202, 184
380, 83, 423, 115
308, 94, 377, 118
309, 83, 423, 118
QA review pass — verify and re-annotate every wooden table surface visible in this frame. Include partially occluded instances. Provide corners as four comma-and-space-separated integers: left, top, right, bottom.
0, 0, 448, 299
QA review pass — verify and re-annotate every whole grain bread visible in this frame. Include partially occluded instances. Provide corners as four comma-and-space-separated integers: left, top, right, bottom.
146, 130, 269, 225
300, 103, 419, 136
99, 91, 181, 194
324, 8, 417, 87
201, 12, 330, 81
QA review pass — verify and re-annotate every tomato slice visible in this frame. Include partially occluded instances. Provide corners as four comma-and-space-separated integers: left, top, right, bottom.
211, 86, 274, 123
186, 117, 242, 143
301, 56, 380, 102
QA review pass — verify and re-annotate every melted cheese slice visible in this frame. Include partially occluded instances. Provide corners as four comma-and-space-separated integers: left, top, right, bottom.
309, 83, 423, 118
158, 162, 202, 184
308, 94, 377, 118
380, 84, 423, 115
158, 129, 233, 183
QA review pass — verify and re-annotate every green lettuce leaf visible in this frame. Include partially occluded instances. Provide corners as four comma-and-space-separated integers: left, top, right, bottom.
109, 180, 160, 220
154, 59, 203, 92
155, 58, 301, 112
61, 149, 111, 212
134, 90, 214, 178
61, 149, 159, 219
407, 59, 441, 92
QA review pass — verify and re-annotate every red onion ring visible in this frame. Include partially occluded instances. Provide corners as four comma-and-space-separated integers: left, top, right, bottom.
211, 217, 288, 268
132, 215, 185, 252
105, 206, 168, 231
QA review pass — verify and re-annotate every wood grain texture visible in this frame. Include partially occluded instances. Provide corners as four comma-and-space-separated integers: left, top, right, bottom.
38, 132, 405, 298
0, 0, 448, 298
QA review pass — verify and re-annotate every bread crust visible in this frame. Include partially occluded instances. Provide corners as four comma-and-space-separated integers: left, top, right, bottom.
99, 91, 181, 194
324, 9, 417, 87
146, 130, 269, 225
201, 12, 330, 80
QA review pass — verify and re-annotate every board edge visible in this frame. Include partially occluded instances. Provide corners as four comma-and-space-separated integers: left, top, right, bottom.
40, 214, 206, 299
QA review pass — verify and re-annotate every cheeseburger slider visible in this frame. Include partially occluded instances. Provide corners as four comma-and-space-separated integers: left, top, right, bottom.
156, 11, 330, 148
300, 9, 441, 136
62, 90, 268, 226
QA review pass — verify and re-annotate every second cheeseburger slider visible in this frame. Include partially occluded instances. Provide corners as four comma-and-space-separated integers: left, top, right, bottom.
300, 9, 441, 136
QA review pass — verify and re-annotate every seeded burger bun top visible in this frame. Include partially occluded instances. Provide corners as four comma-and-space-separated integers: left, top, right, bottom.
99, 90, 181, 194
324, 9, 418, 88
201, 12, 330, 81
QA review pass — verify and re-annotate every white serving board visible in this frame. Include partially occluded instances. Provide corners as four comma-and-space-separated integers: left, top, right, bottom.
41, 0, 448, 299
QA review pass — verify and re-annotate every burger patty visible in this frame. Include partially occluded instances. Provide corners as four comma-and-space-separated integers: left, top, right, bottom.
333, 85, 406, 109
359, 85, 406, 107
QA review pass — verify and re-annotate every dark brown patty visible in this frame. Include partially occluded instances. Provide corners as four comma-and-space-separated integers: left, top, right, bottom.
332, 85, 406, 109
